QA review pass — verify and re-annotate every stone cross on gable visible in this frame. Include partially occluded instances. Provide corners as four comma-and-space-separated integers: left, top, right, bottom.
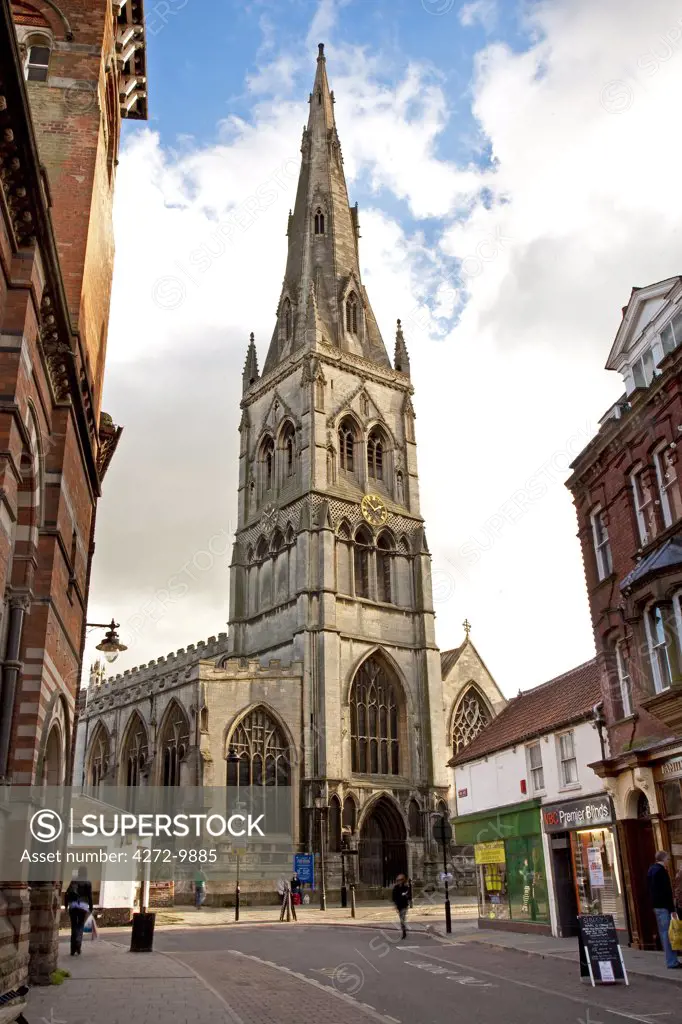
462, 619, 471, 638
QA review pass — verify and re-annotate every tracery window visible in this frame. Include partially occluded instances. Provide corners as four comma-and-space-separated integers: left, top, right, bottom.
314, 208, 325, 234
159, 703, 189, 787
280, 423, 295, 479
226, 707, 291, 791
452, 687, 492, 754
350, 657, 400, 775
121, 713, 148, 787
338, 418, 355, 473
367, 430, 384, 481
376, 532, 392, 604
354, 526, 372, 599
88, 724, 110, 789
346, 292, 358, 334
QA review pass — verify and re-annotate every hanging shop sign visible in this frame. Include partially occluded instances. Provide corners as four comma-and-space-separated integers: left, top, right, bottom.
474, 841, 506, 865
577, 914, 628, 987
542, 795, 612, 834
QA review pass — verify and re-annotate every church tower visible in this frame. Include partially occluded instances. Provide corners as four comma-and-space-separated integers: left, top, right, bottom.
226, 45, 449, 883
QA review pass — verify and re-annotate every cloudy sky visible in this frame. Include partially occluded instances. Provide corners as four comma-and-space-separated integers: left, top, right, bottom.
85, 0, 682, 695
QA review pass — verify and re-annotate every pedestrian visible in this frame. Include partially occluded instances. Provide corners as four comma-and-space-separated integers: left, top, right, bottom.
64, 866, 93, 957
194, 869, 207, 909
407, 877, 414, 909
290, 873, 301, 906
647, 850, 680, 969
392, 873, 410, 940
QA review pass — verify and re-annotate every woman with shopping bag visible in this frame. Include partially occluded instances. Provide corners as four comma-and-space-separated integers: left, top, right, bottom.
64, 866, 93, 956
671, 867, 682, 952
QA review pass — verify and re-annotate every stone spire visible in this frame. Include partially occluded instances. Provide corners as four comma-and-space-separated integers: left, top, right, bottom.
242, 332, 259, 394
394, 318, 410, 377
261, 44, 390, 375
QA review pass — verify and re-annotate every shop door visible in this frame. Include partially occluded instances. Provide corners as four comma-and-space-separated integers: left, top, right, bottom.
618, 819, 658, 949
551, 835, 579, 937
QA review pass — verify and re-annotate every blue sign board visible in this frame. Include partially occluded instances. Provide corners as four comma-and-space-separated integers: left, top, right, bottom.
294, 853, 314, 886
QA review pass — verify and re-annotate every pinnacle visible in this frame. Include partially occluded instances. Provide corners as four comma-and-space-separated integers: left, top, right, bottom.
394, 318, 410, 377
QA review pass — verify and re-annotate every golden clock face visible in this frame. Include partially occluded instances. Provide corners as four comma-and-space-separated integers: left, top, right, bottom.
361, 494, 388, 526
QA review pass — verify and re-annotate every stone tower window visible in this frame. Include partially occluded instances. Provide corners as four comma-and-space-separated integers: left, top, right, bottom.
261, 436, 275, 492
314, 208, 325, 235
280, 422, 295, 479
346, 292, 358, 334
350, 656, 400, 775
338, 418, 356, 473
367, 429, 384, 481
26, 42, 51, 82
159, 703, 190, 787
227, 707, 291, 790
353, 526, 372, 599
452, 687, 492, 755
376, 532, 393, 604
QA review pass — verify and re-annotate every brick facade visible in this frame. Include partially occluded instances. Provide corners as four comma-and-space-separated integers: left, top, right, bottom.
0, 0, 145, 990
566, 277, 682, 948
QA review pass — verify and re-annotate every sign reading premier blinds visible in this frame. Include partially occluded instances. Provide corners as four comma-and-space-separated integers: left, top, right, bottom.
542, 795, 612, 834
0, 787, 293, 883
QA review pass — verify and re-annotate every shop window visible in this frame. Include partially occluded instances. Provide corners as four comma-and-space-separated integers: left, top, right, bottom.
527, 742, 544, 792
570, 828, 626, 930
506, 835, 549, 924
557, 731, 578, 787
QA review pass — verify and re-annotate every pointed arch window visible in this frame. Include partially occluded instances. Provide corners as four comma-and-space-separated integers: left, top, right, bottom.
226, 707, 291, 792
261, 435, 275, 492
408, 799, 423, 837
346, 292, 358, 334
342, 795, 357, 832
350, 656, 400, 775
338, 418, 355, 473
354, 526, 372, 599
122, 714, 148, 787
376, 532, 393, 604
280, 423, 296, 479
88, 724, 110, 790
367, 430, 384, 481
159, 704, 190, 787
314, 208, 325, 235
329, 795, 342, 852
452, 687, 492, 754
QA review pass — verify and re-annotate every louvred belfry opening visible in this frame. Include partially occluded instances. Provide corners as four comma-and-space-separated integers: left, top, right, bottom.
261, 45, 391, 374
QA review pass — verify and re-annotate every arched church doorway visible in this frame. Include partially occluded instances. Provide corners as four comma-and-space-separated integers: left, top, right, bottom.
359, 796, 407, 887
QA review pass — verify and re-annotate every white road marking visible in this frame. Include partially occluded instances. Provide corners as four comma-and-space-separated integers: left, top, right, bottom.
404, 949, 672, 1023
355, 947, 381, 973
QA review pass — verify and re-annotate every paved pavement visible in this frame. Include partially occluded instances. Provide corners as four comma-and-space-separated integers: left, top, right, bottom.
26, 922, 682, 1024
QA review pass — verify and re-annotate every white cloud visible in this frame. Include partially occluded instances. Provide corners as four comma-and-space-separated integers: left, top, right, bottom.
89, 0, 682, 698
459, 1, 498, 31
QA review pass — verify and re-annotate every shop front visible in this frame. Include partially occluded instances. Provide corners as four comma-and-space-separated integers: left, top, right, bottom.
454, 799, 550, 934
541, 793, 627, 939
656, 754, 682, 876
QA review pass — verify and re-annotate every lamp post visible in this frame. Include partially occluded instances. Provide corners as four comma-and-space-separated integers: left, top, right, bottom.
315, 795, 327, 911
432, 813, 453, 935
227, 747, 241, 921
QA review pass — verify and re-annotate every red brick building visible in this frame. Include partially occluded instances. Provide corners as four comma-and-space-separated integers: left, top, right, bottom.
567, 275, 682, 949
0, 0, 146, 990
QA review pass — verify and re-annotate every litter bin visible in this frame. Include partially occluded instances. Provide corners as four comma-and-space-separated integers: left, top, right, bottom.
130, 911, 155, 952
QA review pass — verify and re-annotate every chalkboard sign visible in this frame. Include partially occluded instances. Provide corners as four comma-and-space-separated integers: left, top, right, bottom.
577, 914, 628, 986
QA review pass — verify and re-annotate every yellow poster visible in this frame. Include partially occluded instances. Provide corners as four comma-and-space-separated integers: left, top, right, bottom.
474, 841, 506, 865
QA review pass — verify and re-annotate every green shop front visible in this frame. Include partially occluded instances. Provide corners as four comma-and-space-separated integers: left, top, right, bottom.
454, 799, 550, 934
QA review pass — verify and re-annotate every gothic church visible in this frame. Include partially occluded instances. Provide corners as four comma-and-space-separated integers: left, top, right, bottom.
75, 46, 505, 899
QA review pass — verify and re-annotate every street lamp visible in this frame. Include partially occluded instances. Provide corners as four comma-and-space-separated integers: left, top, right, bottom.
89, 619, 127, 664
314, 795, 327, 911
227, 747, 241, 921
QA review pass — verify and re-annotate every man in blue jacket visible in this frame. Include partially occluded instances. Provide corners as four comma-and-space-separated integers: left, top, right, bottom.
647, 850, 679, 968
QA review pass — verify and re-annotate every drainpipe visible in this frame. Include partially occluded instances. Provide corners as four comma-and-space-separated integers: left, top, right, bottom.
0, 595, 29, 780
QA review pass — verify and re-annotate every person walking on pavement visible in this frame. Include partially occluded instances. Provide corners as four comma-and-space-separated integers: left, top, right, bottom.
674, 863, 682, 918
194, 868, 207, 909
392, 873, 410, 940
64, 866, 93, 956
647, 850, 680, 968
